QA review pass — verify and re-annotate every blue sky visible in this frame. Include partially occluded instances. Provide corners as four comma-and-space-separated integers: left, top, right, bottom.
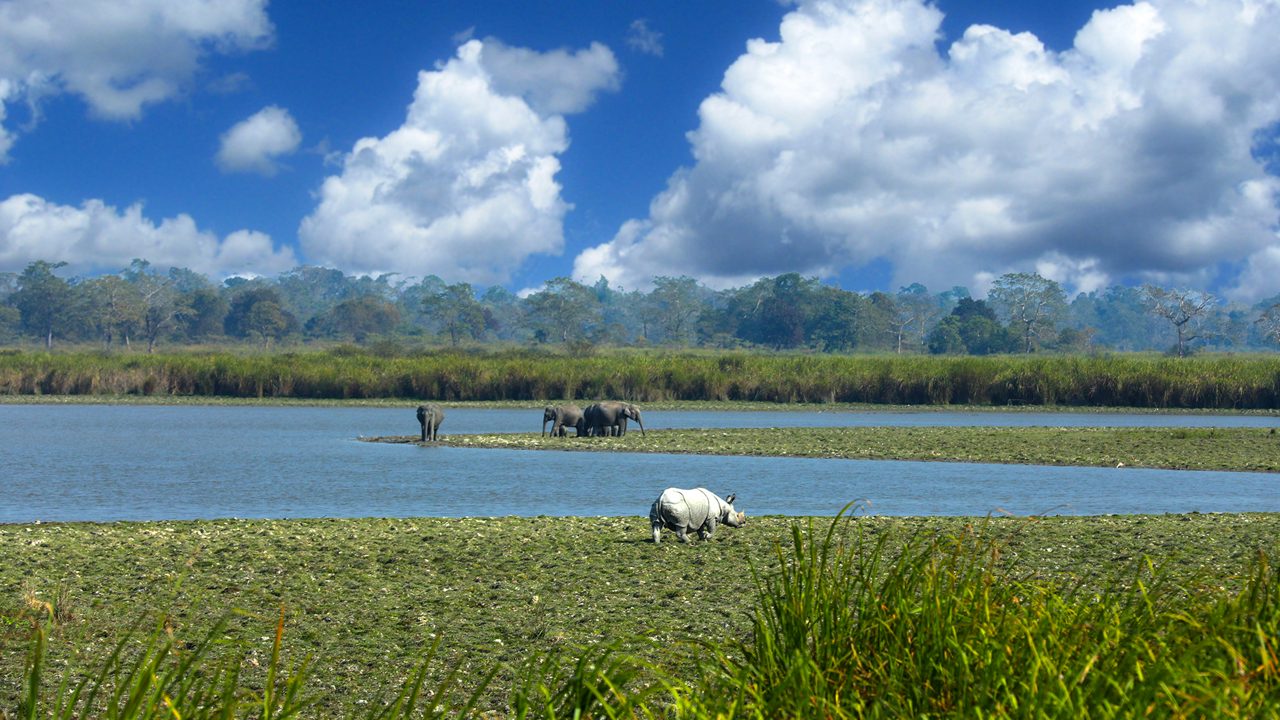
2, 0, 1278, 301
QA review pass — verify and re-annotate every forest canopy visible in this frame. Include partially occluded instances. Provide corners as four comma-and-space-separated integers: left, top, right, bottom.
1, 260, 1277, 356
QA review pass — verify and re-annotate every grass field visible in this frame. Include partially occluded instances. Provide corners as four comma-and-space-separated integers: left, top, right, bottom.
4, 513, 1279, 716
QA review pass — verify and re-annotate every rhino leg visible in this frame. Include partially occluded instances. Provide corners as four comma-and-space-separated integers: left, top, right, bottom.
699, 518, 717, 541
652, 521, 662, 544
675, 526, 690, 543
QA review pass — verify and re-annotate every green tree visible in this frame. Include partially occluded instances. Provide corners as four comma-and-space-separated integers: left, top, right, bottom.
1142, 285, 1217, 357
420, 283, 484, 346
727, 274, 819, 349
523, 277, 599, 343
863, 292, 900, 352
648, 276, 703, 346
478, 286, 521, 341
808, 285, 866, 351
11, 261, 76, 349
307, 295, 402, 343
225, 287, 296, 348
1069, 285, 1162, 351
927, 299, 1016, 355
0, 273, 21, 343
275, 266, 357, 322
169, 268, 228, 342
988, 272, 1067, 353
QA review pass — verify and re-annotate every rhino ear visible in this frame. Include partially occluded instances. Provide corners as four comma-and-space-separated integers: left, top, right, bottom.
726, 494, 736, 505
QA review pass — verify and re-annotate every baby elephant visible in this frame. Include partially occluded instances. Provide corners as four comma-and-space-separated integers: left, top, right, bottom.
416, 403, 444, 442
650, 487, 745, 544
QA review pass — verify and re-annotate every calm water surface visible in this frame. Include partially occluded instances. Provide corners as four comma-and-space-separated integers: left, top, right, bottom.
2, 404, 1277, 523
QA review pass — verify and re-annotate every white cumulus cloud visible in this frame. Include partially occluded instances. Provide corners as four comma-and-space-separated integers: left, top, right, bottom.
216, 105, 301, 175
573, 0, 1280, 300
0, 0, 272, 160
299, 38, 619, 284
0, 193, 296, 277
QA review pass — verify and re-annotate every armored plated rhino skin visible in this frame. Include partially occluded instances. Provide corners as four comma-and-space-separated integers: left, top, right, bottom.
650, 487, 745, 544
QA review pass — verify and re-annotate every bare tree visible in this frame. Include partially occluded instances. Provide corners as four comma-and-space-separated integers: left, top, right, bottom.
1142, 285, 1217, 357
988, 272, 1067, 353
893, 283, 941, 353
1255, 303, 1280, 347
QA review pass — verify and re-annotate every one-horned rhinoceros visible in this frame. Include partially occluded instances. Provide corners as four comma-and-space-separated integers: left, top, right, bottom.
649, 487, 745, 544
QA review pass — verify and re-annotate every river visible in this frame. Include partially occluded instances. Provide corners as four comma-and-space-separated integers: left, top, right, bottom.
1, 404, 1277, 522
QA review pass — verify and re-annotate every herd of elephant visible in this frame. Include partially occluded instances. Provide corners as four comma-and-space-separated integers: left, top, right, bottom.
413, 402, 745, 543
413, 401, 644, 442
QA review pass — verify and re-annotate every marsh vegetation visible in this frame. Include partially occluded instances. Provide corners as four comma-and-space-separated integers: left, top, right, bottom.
3, 350, 1280, 408
374, 425, 1280, 473
4, 513, 1279, 717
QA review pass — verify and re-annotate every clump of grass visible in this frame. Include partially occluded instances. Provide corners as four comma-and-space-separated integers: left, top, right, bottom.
698, 508, 1280, 718
508, 643, 658, 720
18, 609, 315, 720
15, 608, 501, 720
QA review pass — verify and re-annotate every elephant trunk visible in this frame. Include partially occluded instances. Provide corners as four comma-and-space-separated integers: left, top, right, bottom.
542, 418, 548, 437
635, 415, 645, 437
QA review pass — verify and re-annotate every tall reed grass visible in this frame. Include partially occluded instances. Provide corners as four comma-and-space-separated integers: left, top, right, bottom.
14, 513, 1279, 718
695, 510, 1280, 718
2, 349, 1279, 408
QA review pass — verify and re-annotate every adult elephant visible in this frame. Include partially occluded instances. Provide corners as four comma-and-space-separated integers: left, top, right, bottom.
416, 404, 444, 442
584, 401, 645, 437
542, 404, 586, 437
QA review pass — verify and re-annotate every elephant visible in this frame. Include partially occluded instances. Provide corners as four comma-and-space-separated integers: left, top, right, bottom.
542, 404, 586, 437
416, 403, 444, 442
583, 401, 644, 437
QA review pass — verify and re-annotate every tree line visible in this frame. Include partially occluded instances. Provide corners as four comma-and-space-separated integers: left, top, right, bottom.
2, 259, 1279, 355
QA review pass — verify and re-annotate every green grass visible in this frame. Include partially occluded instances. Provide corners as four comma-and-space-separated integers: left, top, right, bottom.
3, 349, 1280, 408
4, 514, 1280, 716
371, 425, 1280, 472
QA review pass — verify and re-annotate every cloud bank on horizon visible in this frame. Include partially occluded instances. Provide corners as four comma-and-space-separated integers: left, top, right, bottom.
0, 0, 1278, 302
576, 0, 1280, 300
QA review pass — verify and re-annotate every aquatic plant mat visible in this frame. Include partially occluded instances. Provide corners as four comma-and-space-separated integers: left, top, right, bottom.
3, 513, 1279, 717
369, 425, 1280, 472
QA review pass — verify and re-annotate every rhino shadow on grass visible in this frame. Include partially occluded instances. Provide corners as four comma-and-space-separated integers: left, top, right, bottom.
649, 487, 745, 544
